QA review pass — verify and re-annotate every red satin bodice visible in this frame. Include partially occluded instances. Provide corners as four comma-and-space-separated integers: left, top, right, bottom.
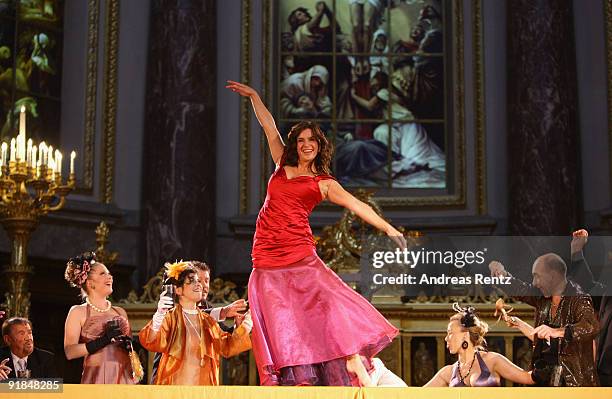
251, 166, 334, 268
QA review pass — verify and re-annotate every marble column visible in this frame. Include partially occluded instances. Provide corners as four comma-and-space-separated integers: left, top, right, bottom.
507, 0, 581, 234
141, 0, 216, 283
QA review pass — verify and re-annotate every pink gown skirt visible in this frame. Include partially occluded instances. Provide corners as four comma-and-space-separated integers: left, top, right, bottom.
248, 254, 398, 386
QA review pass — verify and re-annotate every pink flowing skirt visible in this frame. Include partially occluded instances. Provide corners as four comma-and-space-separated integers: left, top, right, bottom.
248, 254, 398, 386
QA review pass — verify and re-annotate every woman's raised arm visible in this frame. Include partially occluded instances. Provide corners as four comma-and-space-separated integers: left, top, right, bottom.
226, 80, 285, 166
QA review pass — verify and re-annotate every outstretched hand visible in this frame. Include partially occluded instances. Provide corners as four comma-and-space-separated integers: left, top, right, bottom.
533, 324, 564, 341
489, 261, 508, 278
226, 80, 257, 97
386, 227, 407, 250
222, 299, 248, 319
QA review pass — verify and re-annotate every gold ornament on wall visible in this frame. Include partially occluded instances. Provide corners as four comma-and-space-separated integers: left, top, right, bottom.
94, 221, 118, 267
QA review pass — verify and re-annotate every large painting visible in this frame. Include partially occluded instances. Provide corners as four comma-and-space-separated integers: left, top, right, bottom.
275, 0, 449, 190
0, 0, 63, 146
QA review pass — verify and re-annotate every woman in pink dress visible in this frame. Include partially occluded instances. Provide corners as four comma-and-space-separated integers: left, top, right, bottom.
63, 252, 135, 384
226, 80, 407, 386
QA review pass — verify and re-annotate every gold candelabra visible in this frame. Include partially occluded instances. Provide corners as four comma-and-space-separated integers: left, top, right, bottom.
0, 105, 76, 318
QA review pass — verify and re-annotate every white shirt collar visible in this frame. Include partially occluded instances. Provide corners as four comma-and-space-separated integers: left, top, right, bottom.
10, 351, 28, 370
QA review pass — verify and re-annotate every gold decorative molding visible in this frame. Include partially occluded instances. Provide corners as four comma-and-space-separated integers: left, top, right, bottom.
318, 189, 387, 274
94, 221, 119, 267
123, 272, 245, 305
260, 0, 272, 204
473, 0, 487, 215
121, 268, 163, 304
101, 0, 119, 204
208, 278, 245, 303
454, 0, 466, 209
606, 0, 612, 200
80, 0, 100, 193
239, 0, 251, 214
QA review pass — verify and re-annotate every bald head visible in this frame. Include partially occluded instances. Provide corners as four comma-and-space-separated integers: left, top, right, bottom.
532, 253, 567, 297
534, 253, 567, 276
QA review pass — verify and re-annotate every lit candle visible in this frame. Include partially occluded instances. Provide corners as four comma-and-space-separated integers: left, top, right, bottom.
70, 151, 76, 175
55, 150, 62, 176
10, 138, 15, 161
47, 145, 53, 167
26, 138, 32, 166
49, 156, 55, 180
17, 105, 26, 161
39, 142, 46, 165
19, 105, 25, 136
31, 145, 37, 173
1, 142, 6, 166
36, 158, 41, 178
18, 134, 24, 162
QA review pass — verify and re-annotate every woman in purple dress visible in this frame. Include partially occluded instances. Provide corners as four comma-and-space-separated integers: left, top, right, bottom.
425, 304, 537, 387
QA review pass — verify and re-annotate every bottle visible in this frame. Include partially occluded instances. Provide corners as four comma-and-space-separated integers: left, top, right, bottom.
162, 283, 175, 307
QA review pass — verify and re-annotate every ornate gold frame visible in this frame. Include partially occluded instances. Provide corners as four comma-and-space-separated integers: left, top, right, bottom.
82, 0, 99, 192
244, 0, 486, 210
606, 0, 612, 200
101, 0, 119, 204
239, 0, 252, 214
76, 0, 118, 204
473, 0, 486, 214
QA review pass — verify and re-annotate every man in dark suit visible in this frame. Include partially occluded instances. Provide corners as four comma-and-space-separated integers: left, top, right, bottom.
570, 230, 612, 386
1, 317, 58, 380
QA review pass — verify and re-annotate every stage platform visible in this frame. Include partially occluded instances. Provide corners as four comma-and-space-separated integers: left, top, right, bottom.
2, 384, 610, 399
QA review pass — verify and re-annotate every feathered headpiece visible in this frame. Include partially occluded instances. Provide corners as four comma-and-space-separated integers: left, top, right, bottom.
452, 302, 477, 328
164, 260, 192, 281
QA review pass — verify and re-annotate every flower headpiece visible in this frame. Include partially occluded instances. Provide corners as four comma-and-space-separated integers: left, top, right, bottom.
65, 256, 96, 288
164, 261, 192, 281
452, 302, 477, 328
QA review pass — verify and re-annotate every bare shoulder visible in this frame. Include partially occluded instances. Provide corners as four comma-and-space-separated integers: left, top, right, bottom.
438, 364, 454, 383
66, 304, 87, 323
318, 178, 337, 200
480, 351, 504, 365
68, 304, 87, 316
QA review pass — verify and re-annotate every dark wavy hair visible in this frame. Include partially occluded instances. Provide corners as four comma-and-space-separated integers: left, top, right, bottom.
283, 121, 333, 175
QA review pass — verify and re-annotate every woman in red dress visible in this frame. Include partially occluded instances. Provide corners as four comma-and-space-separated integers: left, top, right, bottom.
226, 80, 406, 387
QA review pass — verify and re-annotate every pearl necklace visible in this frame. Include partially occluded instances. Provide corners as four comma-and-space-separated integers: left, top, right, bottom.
86, 297, 111, 312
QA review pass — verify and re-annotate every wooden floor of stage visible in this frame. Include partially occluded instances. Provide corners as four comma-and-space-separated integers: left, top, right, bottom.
1, 384, 610, 399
